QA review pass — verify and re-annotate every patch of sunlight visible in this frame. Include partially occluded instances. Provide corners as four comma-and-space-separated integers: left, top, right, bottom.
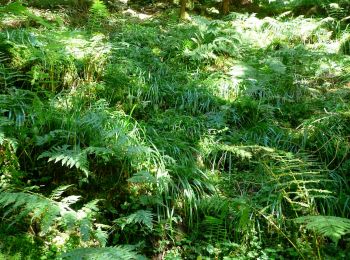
0, 14, 27, 28
190, 16, 210, 30
52, 233, 69, 249
228, 63, 256, 79
329, 3, 340, 9
298, 19, 319, 42
28, 7, 62, 23
243, 30, 273, 48
61, 33, 111, 60
51, 95, 72, 111
226, 63, 258, 98
262, 17, 281, 31
215, 78, 240, 100
208, 7, 220, 14
243, 16, 265, 31
316, 60, 344, 78
263, 57, 286, 74
123, 8, 153, 20
306, 41, 339, 54
230, 16, 278, 48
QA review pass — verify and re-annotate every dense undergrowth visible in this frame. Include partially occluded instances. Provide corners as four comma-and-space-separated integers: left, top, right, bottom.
0, 0, 350, 259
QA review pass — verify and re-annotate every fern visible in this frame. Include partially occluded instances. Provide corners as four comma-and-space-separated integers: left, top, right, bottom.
37, 145, 90, 177
0, 187, 104, 243
202, 215, 228, 241
199, 195, 231, 217
60, 246, 146, 260
127, 171, 157, 184
325, 2, 349, 21
198, 196, 251, 239
0, 131, 17, 152
259, 152, 334, 215
0, 50, 26, 88
88, 0, 109, 32
117, 210, 154, 230
0, 89, 33, 128
295, 215, 350, 243
50, 185, 75, 200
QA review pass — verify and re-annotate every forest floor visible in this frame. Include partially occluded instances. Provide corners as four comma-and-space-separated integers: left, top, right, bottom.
0, 1, 350, 259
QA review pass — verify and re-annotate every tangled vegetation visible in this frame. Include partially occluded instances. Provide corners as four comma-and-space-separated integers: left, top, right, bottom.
0, 0, 350, 259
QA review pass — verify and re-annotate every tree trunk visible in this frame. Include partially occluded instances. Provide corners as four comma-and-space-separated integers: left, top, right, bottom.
180, 0, 187, 20
222, 0, 230, 15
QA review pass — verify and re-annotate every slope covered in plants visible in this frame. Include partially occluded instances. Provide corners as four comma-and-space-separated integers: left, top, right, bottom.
0, 0, 349, 259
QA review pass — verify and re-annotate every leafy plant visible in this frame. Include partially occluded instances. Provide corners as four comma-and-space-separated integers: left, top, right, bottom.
1, 1, 350, 258
295, 215, 350, 243
61, 245, 146, 260
0, 186, 107, 253
117, 210, 154, 230
88, 0, 110, 32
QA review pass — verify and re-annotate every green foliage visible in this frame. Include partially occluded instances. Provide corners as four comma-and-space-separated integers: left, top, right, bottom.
61, 246, 146, 260
0, 2, 27, 16
183, 18, 241, 63
0, 223, 45, 260
0, 2, 53, 28
340, 33, 350, 55
295, 215, 350, 243
88, 0, 110, 32
38, 145, 90, 177
0, 187, 104, 244
117, 210, 154, 230
1, 1, 350, 259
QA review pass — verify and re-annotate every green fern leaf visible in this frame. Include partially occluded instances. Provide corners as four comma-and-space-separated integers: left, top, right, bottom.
0, 188, 100, 241
0, 191, 59, 232
80, 218, 92, 242
61, 195, 81, 206
0, 2, 52, 28
202, 215, 227, 241
50, 185, 74, 200
94, 226, 108, 247
38, 145, 90, 177
295, 215, 350, 243
128, 171, 157, 184
120, 210, 154, 230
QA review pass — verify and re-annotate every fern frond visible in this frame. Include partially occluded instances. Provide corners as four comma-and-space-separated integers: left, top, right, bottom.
199, 196, 231, 217
94, 225, 109, 247
118, 210, 154, 230
0, 191, 60, 232
0, 188, 100, 241
127, 210, 154, 230
260, 152, 334, 214
295, 215, 350, 243
0, 62, 25, 88
50, 185, 74, 200
0, 131, 17, 151
127, 171, 157, 184
38, 145, 90, 177
88, 0, 109, 32
202, 215, 227, 241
